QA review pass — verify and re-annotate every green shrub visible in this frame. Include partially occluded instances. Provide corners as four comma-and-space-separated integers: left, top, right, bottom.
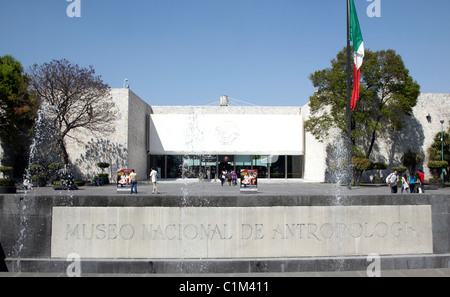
0, 166, 14, 178
29, 164, 44, 172
31, 172, 47, 187
371, 162, 388, 170
393, 166, 407, 173
98, 173, 109, 184
97, 162, 110, 173
427, 161, 449, 169
0, 166, 14, 173
48, 163, 63, 171
352, 158, 373, 171
0, 179, 15, 187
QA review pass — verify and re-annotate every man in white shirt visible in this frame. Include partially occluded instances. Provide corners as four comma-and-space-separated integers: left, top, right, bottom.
150, 168, 159, 194
386, 169, 399, 194
129, 170, 137, 194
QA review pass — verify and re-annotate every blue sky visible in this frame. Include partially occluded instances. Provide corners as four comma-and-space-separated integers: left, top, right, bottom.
1, 0, 450, 106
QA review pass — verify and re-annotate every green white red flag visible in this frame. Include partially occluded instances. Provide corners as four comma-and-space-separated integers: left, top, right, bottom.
349, 0, 364, 110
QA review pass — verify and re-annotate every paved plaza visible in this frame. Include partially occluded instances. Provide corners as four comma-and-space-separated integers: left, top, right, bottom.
12, 179, 450, 197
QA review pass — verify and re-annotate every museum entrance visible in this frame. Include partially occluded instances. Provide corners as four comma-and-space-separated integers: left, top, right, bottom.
148, 154, 304, 180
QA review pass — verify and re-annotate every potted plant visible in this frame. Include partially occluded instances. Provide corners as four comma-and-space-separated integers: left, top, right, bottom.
371, 162, 387, 184
0, 166, 16, 194
427, 161, 449, 188
97, 162, 110, 184
29, 164, 47, 187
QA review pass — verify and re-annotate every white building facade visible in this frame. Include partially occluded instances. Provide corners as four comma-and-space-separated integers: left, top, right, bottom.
63, 89, 448, 183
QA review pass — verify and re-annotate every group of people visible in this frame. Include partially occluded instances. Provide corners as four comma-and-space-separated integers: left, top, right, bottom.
386, 169, 425, 194
220, 170, 237, 186
128, 168, 159, 194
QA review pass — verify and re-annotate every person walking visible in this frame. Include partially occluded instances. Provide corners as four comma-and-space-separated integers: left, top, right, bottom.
386, 169, 399, 193
150, 167, 159, 194
232, 171, 237, 186
401, 174, 410, 193
408, 173, 416, 193
415, 171, 423, 193
418, 169, 425, 193
227, 171, 232, 186
129, 169, 137, 194
220, 170, 226, 186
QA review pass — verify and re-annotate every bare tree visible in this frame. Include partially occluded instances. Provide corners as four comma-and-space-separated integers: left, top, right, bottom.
28, 59, 117, 165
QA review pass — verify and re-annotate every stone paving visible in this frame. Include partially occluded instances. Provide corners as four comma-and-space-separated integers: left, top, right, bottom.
11, 179, 450, 197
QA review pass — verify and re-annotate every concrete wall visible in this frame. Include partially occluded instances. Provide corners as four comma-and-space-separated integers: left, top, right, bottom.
149, 109, 303, 155
412, 94, 450, 178
127, 90, 153, 179
363, 93, 450, 180
301, 103, 327, 182
1, 193, 448, 273
67, 89, 131, 180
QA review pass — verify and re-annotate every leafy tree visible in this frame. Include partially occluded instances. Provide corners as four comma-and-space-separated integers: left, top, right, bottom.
401, 150, 423, 174
0, 55, 38, 176
427, 126, 450, 181
305, 48, 420, 161
28, 59, 118, 165
97, 162, 110, 173
351, 157, 372, 186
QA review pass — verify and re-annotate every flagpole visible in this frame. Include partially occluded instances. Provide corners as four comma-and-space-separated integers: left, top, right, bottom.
346, 0, 353, 190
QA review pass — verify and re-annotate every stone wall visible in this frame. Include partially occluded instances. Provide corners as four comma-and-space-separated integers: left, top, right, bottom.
301, 103, 327, 182
66, 89, 153, 181
127, 90, 153, 179
1, 193, 448, 273
67, 89, 131, 180
365, 93, 450, 180
412, 94, 450, 178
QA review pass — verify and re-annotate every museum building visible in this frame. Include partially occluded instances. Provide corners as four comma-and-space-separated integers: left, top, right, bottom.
63, 89, 449, 183
148, 98, 305, 180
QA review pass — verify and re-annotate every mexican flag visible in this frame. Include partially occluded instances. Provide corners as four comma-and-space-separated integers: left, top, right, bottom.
349, 0, 364, 110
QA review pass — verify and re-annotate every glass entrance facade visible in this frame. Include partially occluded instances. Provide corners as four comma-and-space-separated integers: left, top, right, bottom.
149, 154, 304, 180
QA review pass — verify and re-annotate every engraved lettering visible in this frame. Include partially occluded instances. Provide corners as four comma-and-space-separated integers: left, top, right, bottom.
108, 224, 117, 240
307, 224, 320, 241
374, 222, 388, 237
320, 223, 334, 239
349, 223, 363, 238
183, 224, 198, 240
242, 224, 253, 240
165, 224, 177, 240
120, 224, 135, 240
66, 224, 79, 239
82, 224, 93, 240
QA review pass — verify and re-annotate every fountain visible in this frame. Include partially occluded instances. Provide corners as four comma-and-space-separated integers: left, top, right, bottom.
0, 107, 448, 275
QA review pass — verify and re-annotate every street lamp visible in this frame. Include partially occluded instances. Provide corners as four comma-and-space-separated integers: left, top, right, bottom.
441, 120, 445, 185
